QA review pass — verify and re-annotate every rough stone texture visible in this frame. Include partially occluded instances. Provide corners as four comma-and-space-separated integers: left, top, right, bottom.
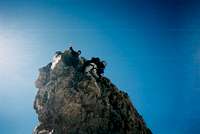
33, 50, 152, 134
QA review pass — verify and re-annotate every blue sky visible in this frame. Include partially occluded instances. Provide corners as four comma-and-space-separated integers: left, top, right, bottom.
0, 0, 199, 133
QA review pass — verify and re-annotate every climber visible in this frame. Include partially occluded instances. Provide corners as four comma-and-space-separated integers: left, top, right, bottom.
82, 57, 98, 78
96, 60, 107, 78
82, 57, 98, 72
68, 46, 82, 67
69, 46, 81, 57
85, 62, 99, 78
83, 57, 107, 78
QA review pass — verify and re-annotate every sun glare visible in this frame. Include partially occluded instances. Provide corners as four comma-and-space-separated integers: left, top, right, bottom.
0, 31, 24, 73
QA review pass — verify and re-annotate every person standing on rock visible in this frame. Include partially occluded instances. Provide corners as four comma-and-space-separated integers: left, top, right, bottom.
68, 46, 81, 67
69, 46, 81, 57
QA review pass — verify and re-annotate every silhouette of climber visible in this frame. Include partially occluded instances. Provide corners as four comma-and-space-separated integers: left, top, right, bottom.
69, 46, 81, 57
96, 60, 106, 78
69, 46, 81, 67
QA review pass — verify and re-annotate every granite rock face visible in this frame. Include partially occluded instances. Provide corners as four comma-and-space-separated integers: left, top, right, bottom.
33, 50, 152, 134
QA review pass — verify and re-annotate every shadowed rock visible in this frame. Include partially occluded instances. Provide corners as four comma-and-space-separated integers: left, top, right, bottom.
33, 50, 152, 134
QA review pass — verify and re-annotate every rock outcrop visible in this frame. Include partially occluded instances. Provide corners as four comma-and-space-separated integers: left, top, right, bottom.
33, 50, 152, 134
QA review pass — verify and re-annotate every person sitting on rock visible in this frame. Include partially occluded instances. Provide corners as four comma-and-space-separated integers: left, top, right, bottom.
69, 46, 81, 57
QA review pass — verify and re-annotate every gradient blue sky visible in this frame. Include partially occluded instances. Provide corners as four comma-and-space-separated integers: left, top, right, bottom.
0, 0, 199, 134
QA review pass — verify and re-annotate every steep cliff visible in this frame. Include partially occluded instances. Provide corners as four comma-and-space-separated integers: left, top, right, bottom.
33, 50, 152, 134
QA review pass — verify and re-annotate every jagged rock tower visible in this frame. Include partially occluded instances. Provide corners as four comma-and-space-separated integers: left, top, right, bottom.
33, 50, 152, 134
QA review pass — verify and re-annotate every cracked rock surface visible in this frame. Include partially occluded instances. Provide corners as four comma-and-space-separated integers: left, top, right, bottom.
33, 50, 152, 134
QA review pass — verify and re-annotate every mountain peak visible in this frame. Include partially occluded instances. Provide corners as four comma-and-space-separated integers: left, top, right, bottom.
33, 49, 152, 134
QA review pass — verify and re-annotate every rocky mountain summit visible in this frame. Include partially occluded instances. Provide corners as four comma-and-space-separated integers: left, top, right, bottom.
33, 50, 152, 134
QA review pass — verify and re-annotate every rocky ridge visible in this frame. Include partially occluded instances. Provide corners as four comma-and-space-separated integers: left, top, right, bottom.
33, 50, 152, 134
